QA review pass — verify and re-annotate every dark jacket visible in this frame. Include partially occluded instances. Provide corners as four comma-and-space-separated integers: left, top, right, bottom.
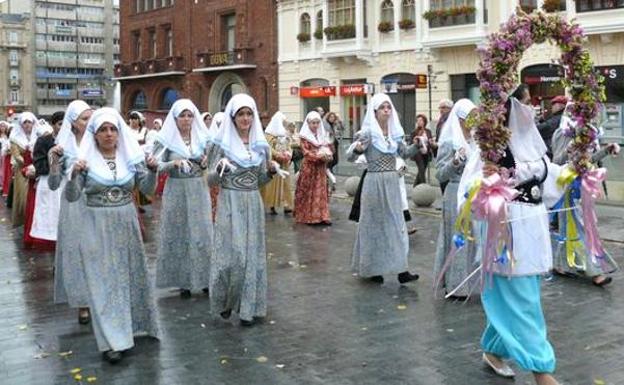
537, 110, 563, 157
33, 133, 55, 177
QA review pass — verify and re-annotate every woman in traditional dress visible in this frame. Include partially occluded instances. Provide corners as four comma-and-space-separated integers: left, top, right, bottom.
208, 93, 276, 327
433, 99, 480, 299
128, 110, 151, 211
261, 111, 294, 215
48, 100, 93, 324
0, 121, 10, 198
202, 112, 213, 129
65, 107, 160, 363
9, 112, 38, 227
347, 93, 420, 285
458, 87, 564, 385
207, 112, 225, 221
154, 99, 213, 298
550, 102, 619, 286
294, 111, 332, 225
145, 118, 162, 148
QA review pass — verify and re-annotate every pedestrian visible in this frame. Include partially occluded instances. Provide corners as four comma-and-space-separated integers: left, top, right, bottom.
347, 93, 420, 285
323, 112, 342, 173
202, 111, 213, 129
208, 93, 276, 326
294, 111, 333, 225
65, 107, 160, 363
435, 99, 454, 194
288, 122, 303, 174
410, 114, 434, 186
433, 99, 479, 299
9, 112, 38, 227
537, 95, 567, 158
48, 100, 93, 324
458, 87, 566, 385
154, 99, 213, 299
144, 118, 162, 148
550, 102, 620, 286
261, 111, 294, 215
128, 110, 148, 145
0, 121, 11, 198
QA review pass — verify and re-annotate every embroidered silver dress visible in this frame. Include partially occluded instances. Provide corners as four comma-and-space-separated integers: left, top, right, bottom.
48, 155, 89, 307
207, 149, 272, 321
347, 132, 417, 277
64, 163, 160, 352
433, 142, 479, 296
153, 142, 213, 291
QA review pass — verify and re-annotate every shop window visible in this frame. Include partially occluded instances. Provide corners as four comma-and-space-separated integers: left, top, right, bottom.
575, 0, 624, 12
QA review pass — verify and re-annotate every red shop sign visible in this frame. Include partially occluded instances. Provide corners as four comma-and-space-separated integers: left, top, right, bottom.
299, 86, 336, 98
340, 84, 368, 96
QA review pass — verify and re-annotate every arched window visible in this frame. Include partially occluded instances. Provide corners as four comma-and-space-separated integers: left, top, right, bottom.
402, 0, 415, 20
316, 10, 323, 34
300, 13, 311, 35
328, 0, 355, 26
381, 0, 394, 24
131, 90, 147, 110
160, 88, 179, 110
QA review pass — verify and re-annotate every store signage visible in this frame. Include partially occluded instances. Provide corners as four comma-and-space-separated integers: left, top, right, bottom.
522, 75, 562, 85
299, 86, 336, 98
597, 65, 622, 80
340, 84, 368, 96
208, 53, 232, 66
416, 74, 428, 89
55, 25, 73, 34
82, 89, 103, 97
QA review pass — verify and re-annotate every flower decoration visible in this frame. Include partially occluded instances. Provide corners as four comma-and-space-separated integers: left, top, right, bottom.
471, 7, 605, 175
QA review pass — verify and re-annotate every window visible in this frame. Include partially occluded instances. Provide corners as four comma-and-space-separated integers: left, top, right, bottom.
136, 0, 143, 13
8, 31, 18, 44
575, 0, 624, 12
222, 14, 236, 51
10, 91, 19, 103
328, 0, 355, 26
160, 88, 179, 110
9, 50, 18, 63
381, 0, 394, 24
429, 0, 476, 27
132, 90, 148, 110
519, 0, 537, 12
145, 0, 154, 11
132, 31, 141, 60
165, 28, 173, 57
316, 11, 323, 33
402, 0, 415, 20
300, 13, 311, 35
148, 29, 157, 58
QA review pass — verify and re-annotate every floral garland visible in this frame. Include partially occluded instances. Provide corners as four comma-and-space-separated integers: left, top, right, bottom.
470, 7, 605, 175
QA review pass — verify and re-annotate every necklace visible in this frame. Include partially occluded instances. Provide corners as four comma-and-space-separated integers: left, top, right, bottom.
103, 154, 117, 181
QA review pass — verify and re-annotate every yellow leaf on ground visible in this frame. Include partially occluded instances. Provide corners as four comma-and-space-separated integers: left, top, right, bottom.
396, 305, 407, 310
74, 374, 82, 381
18, 324, 28, 330
58, 351, 73, 357
70, 368, 81, 374
220, 359, 228, 364
86, 376, 97, 382
594, 379, 606, 385
256, 356, 268, 363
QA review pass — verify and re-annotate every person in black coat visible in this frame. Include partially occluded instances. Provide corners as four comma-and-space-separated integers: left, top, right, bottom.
537, 95, 567, 159
32, 111, 64, 177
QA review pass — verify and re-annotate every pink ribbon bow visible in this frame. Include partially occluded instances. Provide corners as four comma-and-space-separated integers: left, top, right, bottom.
581, 168, 607, 260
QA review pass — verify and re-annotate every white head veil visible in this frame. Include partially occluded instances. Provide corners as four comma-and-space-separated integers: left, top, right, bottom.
265, 111, 288, 137
155, 99, 210, 159
359, 93, 405, 154
437, 98, 476, 153
299, 111, 330, 147
153, 118, 163, 128
9, 112, 38, 149
208, 112, 225, 133
78, 107, 145, 186
212, 94, 270, 167
55, 100, 92, 160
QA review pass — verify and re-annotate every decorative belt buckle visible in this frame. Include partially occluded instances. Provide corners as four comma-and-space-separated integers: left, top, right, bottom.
530, 185, 541, 200
106, 186, 125, 203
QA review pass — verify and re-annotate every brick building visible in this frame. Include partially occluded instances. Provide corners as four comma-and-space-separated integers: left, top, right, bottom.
115, 0, 278, 124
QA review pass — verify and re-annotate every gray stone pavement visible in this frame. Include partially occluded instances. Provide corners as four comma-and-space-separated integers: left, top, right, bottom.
0, 182, 623, 385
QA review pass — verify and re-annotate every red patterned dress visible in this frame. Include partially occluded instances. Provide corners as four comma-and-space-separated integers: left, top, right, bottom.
294, 139, 331, 224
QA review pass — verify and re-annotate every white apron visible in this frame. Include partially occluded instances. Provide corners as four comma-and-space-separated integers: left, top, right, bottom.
30, 176, 63, 241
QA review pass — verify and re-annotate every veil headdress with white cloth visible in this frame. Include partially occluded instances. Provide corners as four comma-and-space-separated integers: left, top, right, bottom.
55, 100, 91, 161
265, 111, 288, 137
437, 98, 476, 154
208, 112, 225, 133
155, 99, 211, 159
78, 107, 145, 186
299, 111, 330, 147
10, 112, 38, 149
212, 94, 270, 167
457, 97, 549, 208
359, 93, 405, 154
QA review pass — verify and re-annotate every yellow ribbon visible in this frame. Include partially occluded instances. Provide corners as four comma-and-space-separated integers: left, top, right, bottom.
454, 180, 481, 239
556, 167, 585, 269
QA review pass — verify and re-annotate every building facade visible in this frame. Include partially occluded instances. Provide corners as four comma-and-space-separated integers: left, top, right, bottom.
277, 0, 624, 200
115, 0, 278, 124
32, 0, 120, 116
0, 13, 33, 118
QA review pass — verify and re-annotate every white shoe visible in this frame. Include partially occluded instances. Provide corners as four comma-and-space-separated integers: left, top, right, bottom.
482, 353, 516, 378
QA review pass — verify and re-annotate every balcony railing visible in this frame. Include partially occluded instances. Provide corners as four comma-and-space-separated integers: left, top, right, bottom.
195, 48, 255, 69
114, 56, 186, 78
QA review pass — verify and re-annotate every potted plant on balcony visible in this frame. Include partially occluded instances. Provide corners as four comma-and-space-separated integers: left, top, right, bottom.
399, 18, 415, 30
297, 32, 311, 43
542, 0, 560, 13
377, 21, 393, 33
423, 9, 449, 27
314, 29, 323, 40
454, 5, 476, 24
338, 24, 356, 38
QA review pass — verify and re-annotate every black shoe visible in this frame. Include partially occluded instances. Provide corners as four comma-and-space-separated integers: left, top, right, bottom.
102, 350, 122, 364
240, 319, 255, 327
270, 207, 278, 215
368, 275, 384, 284
592, 276, 613, 287
398, 271, 419, 284
220, 309, 232, 319
78, 308, 91, 325
283, 208, 293, 214
202, 287, 209, 294
180, 289, 191, 299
